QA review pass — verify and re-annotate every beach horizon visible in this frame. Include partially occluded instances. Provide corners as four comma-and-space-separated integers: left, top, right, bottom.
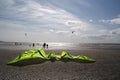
0, 41, 120, 50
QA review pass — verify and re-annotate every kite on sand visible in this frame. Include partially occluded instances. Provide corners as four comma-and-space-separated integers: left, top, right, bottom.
7, 48, 95, 66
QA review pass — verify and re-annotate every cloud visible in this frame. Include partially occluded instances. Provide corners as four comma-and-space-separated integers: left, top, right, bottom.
56, 30, 70, 34
0, 20, 27, 31
111, 28, 120, 35
49, 29, 54, 32
85, 27, 120, 43
99, 17, 120, 25
89, 19, 93, 22
110, 18, 120, 24
0, 0, 89, 33
0, 0, 92, 42
0, 0, 120, 43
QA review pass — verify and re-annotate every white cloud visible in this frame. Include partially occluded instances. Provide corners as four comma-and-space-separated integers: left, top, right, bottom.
110, 18, 120, 24
0, 20, 26, 30
85, 27, 120, 43
99, 17, 120, 24
49, 29, 54, 32
89, 19, 93, 22
56, 30, 70, 34
99, 19, 108, 23
0, 0, 120, 43
65, 20, 82, 26
111, 28, 120, 35
0, 0, 89, 33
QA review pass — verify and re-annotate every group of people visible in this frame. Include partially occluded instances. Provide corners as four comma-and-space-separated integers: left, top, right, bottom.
33, 42, 48, 49
14, 42, 49, 49
42, 43, 48, 49
32, 43, 49, 48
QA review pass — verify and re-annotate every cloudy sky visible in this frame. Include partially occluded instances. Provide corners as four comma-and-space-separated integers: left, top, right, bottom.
0, 0, 120, 43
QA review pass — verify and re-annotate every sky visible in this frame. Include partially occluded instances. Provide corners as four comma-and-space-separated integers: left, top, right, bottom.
0, 0, 120, 43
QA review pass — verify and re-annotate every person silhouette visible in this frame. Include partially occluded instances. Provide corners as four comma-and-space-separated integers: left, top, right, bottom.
43, 43, 46, 48
46, 44, 48, 48
33, 43, 35, 47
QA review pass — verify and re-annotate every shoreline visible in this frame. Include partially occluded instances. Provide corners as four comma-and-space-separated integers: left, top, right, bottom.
1, 42, 120, 51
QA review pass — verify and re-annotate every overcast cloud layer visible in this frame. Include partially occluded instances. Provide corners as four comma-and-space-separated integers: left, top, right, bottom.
0, 0, 120, 43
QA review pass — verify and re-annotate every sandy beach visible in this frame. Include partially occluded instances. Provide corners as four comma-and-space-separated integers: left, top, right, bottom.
0, 0, 120, 79
0, 48, 120, 80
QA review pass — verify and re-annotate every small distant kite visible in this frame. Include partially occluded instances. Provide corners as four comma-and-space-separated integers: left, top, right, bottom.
72, 31, 75, 34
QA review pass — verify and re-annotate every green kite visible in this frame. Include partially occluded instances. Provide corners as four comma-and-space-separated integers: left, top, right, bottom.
7, 48, 95, 66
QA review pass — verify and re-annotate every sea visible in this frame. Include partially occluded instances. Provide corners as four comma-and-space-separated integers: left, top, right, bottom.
0, 41, 120, 50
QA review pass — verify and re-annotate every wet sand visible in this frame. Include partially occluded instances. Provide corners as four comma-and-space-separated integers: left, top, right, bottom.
0, 49, 120, 80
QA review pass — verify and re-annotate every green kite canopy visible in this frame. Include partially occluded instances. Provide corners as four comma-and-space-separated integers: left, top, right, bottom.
7, 48, 95, 66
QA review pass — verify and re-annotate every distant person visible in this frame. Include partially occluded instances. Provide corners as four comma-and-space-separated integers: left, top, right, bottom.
33, 43, 35, 47
15, 42, 17, 45
43, 43, 46, 48
46, 44, 48, 48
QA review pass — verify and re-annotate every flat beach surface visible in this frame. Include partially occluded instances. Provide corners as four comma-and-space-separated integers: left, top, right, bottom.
0, 48, 120, 80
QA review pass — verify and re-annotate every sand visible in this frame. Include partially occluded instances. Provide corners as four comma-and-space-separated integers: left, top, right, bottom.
0, 49, 120, 80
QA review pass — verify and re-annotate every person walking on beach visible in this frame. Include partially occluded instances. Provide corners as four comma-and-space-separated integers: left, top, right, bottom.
43, 43, 46, 49
46, 44, 48, 48
33, 43, 35, 47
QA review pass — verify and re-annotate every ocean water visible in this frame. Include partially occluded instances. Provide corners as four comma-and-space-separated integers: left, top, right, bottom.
0, 42, 120, 50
